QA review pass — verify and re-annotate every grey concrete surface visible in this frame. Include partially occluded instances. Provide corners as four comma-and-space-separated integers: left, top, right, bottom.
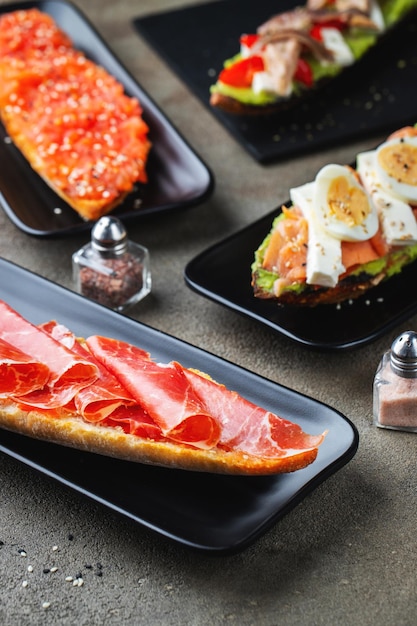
0, 1, 416, 624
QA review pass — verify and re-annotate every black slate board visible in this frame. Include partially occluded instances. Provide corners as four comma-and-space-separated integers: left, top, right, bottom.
133, 0, 417, 163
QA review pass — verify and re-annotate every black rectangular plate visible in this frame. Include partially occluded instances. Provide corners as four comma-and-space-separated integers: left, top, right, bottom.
0, 257, 358, 553
0, 0, 214, 237
184, 206, 417, 351
133, 0, 417, 164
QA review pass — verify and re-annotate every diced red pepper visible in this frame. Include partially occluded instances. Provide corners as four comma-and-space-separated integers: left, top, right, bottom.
310, 19, 346, 42
240, 33, 260, 49
294, 58, 313, 87
310, 24, 324, 41
218, 55, 264, 87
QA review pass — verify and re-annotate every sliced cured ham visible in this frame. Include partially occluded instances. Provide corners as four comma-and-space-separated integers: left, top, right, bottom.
86, 335, 324, 468
86, 336, 221, 450
182, 367, 325, 459
0, 337, 50, 396
40, 321, 164, 438
40, 321, 136, 420
102, 405, 164, 441
0, 301, 98, 408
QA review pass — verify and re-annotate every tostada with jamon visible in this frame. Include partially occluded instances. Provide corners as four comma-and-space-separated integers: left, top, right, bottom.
251, 125, 417, 306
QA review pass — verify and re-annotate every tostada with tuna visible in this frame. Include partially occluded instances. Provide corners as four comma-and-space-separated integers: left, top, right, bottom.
210, 0, 417, 115
251, 125, 417, 306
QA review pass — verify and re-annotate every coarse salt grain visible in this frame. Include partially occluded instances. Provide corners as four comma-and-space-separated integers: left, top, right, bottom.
42, 602, 51, 609
22, 580, 28, 587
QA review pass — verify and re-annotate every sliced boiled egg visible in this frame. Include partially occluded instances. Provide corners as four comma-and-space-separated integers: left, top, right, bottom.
356, 150, 417, 245
312, 164, 379, 242
375, 137, 417, 204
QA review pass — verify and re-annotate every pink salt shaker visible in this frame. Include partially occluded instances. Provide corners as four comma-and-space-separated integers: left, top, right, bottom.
373, 331, 417, 432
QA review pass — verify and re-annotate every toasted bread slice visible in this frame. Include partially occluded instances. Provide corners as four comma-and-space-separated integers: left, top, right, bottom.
210, 0, 416, 116
251, 210, 417, 307
0, 9, 151, 221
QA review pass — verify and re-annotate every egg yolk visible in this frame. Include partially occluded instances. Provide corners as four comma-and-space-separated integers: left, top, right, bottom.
327, 176, 370, 227
378, 143, 417, 187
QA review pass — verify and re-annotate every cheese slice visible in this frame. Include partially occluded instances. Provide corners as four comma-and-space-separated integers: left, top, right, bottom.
290, 182, 344, 288
320, 28, 355, 66
370, 0, 386, 31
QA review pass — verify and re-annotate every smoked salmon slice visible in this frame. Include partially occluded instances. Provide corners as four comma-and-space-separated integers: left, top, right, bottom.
86, 336, 221, 450
0, 337, 50, 396
0, 300, 98, 408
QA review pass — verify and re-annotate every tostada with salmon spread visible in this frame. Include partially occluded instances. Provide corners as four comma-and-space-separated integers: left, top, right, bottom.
210, 0, 417, 115
251, 125, 417, 306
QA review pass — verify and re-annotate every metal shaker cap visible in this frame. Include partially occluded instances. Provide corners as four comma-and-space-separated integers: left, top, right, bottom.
91, 216, 128, 255
390, 331, 417, 378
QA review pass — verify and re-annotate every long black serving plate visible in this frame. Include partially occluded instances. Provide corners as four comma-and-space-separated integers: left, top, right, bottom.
134, 0, 417, 163
0, 257, 358, 553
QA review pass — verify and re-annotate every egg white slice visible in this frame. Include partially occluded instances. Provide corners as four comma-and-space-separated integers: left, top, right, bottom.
313, 164, 379, 242
357, 150, 417, 246
290, 182, 344, 288
375, 137, 417, 204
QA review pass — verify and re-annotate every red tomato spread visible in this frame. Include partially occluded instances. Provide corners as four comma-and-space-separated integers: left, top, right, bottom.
0, 9, 151, 220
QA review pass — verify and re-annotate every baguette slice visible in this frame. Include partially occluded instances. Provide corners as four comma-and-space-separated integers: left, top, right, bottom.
0, 8, 151, 221
0, 401, 322, 475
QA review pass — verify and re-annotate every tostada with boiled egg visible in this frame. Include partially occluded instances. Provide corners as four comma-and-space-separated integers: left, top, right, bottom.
251, 125, 417, 306
210, 0, 417, 115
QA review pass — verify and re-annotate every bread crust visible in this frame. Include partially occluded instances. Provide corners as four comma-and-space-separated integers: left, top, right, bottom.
209, 92, 292, 116
1, 110, 131, 221
0, 401, 319, 475
209, 79, 330, 116
252, 269, 386, 306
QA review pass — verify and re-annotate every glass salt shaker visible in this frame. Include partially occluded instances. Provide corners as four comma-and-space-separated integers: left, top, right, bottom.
72, 216, 151, 312
373, 330, 417, 432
